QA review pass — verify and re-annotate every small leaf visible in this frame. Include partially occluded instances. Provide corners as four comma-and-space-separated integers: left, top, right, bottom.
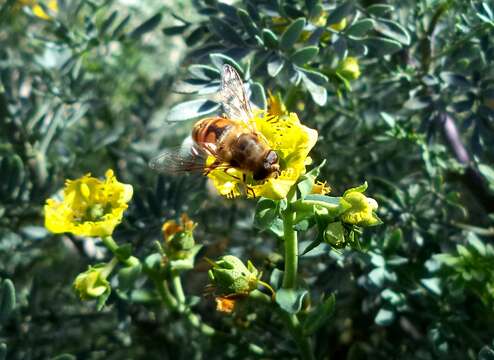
210, 17, 245, 45
303, 294, 335, 335
327, 1, 355, 25
439, 72, 470, 88
367, 4, 394, 17
290, 46, 319, 65
374, 19, 410, 46
163, 24, 189, 36
280, 18, 306, 50
188, 65, 220, 81
365, 36, 402, 56
267, 54, 285, 77
167, 100, 220, 122
346, 19, 375, 37
237, 9, 258, 37
0, 343, 6, 360
209, 53, 243, 74
479, 346, 494, 360
299, 68, 328, 105
275, 288, 308, 314
262, 29, 279, 48
130, 13, 162, 39
249, 82, 267, 110
100, 10, 118, 36
0, 279, 15, 323
112, 14, 131, 38
50, 354, 77, 360
375, 308, 395, 326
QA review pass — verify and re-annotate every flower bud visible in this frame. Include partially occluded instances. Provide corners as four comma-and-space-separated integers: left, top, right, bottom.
341, 189, 381, 227
338, 57, 361, 80
73, 264, 111, 301
208, 255, 260, 296
162, 214, 197, 259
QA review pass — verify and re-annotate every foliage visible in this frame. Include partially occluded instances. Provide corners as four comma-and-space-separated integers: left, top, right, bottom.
1, 0, 494, 359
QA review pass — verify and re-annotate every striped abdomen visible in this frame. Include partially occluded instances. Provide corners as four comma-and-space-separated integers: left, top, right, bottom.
192, 117, 235, 145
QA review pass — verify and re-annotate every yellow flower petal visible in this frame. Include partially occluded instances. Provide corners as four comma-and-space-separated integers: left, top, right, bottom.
44, 169, 133, 237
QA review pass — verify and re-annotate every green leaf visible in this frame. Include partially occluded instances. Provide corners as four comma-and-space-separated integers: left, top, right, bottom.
327, 1, 355, 25
237, 9, 258, 37
290, 46, 319, 65
209, 53, 243, 74
249, 82, 267, 110
343, 182, 368, 195
254, 198, 284, 236
346, 19, 375, 37
100, 10, 119, 36
275, 288, 308, 314
112, 14, 131, 38
367, 4, 394, 17
188, 65, 220, 81
299, 68, 328, 105
479, 345, 494, 360
267, 54, 285, 77
50, 354, 77, 360
421, 278, 442, 295
478, 164, 494, 190
375, 308, 395, 326
162, 24, 189, 36
130, 13, 162, 39
374, 19, 410, 46
280, 18, 306, 50
297, 160, 326, 198
167, 100, 220, 122
0, 343, 6, 360
439, 72, 470, 88
210, 17, 245, 44
365, 36, 402, 56
303, 294, 335, 335
0, 279, 15, 323
262, 29, 279, 48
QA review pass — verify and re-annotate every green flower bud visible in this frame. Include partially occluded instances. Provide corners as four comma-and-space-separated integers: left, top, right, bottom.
323, 221, 346, 248
338, 57, 361, 80
341, 188, 381, 226
208, 255, 260, 296
162, 214, 197, 259
73, 264, 112, 301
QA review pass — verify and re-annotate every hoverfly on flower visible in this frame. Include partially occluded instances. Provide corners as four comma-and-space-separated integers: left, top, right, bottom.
150, 64, 318, 199
150, 65, 280, 182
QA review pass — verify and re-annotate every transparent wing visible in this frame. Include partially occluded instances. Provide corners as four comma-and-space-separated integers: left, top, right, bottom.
149, 138, 229, 175
220, 64, 253, 125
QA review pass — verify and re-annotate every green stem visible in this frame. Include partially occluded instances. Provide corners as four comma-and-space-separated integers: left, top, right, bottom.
281, 189, 315, 360
282, 190, 298, 289
168, 270, 215, 336
101, 236, 139, 267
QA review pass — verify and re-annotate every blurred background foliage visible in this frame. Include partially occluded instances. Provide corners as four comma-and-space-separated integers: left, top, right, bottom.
0, 0, 494, 359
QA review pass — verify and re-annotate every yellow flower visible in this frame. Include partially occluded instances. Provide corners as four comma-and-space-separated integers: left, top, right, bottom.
18, 0, 58, 20
44, 169, 133, 237
338, 57, 361, 80
162, 213, 196, 241
340, 184, 381, 226
207, 110, 318, 200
